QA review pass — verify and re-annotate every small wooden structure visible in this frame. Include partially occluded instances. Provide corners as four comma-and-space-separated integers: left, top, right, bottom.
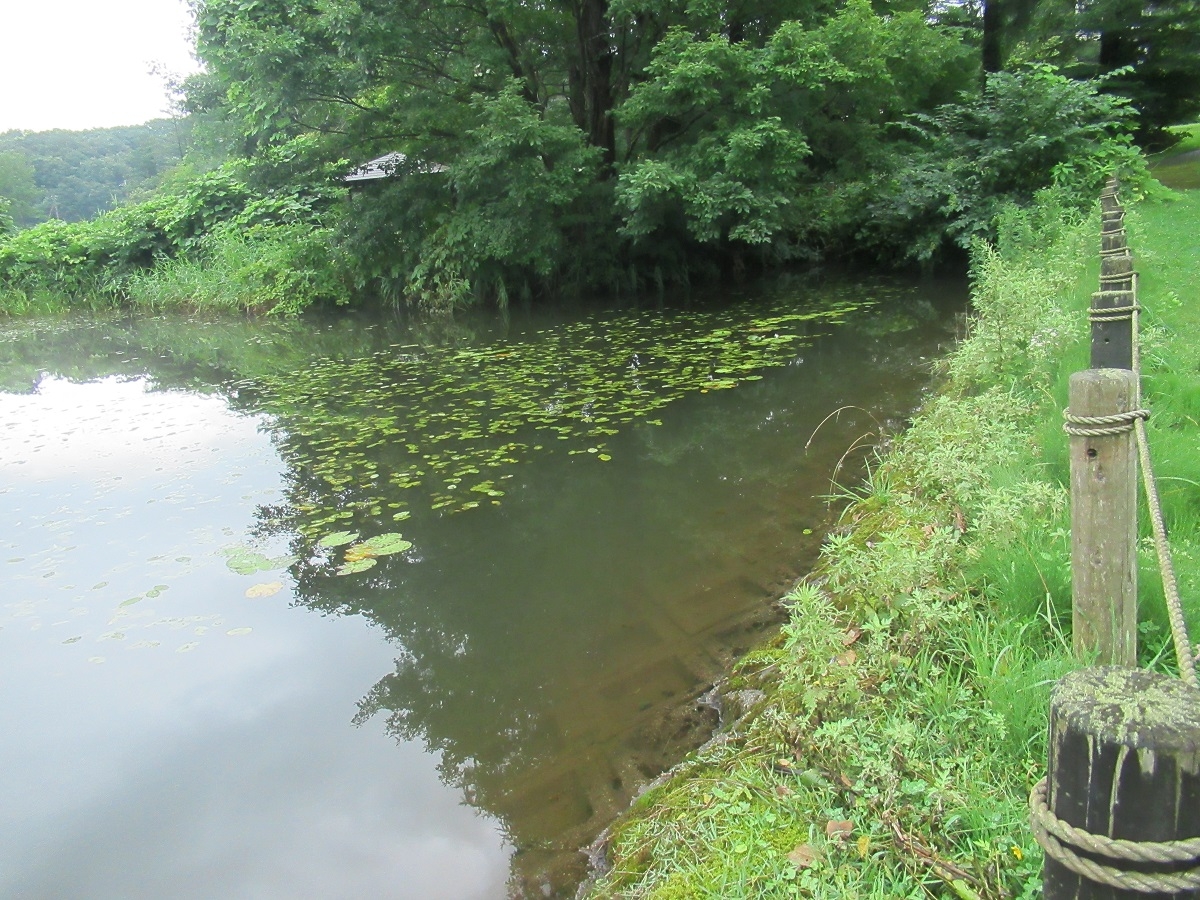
344, 151, 447, 184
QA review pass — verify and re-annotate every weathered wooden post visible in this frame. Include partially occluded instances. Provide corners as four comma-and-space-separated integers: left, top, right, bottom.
1095, 184, 1136, 369
1035, 667, 1200, 899
1091, 286, 1136, 370
1100, 177, 1122, 214
1067, 369, 1140, 666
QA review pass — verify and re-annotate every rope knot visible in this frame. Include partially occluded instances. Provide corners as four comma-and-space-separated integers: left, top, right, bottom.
1063, 407, 1150, 437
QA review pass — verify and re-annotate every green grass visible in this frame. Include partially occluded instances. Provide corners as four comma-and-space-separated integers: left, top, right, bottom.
1148, 122, 1200, 190
586, 185, 1200, 899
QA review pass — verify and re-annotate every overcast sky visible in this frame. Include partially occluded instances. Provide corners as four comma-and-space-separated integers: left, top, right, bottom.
0, 0, 201, 133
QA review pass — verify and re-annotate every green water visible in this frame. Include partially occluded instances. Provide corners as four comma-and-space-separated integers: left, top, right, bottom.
0, 274, 965, 898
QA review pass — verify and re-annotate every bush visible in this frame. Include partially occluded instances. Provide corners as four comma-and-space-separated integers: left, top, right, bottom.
861, 64, 1149, 263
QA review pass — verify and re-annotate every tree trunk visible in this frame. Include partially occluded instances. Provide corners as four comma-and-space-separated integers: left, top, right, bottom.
571, 0, 616, 173
982, 0, 1004, 74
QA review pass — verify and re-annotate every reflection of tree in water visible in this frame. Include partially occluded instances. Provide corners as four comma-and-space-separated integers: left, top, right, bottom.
236, 282, 965, 895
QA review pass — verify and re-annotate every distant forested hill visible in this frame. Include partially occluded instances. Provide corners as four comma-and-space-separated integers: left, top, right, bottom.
0, 119, 192, 227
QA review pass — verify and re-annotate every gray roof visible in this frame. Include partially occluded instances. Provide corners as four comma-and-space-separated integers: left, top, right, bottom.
344, 151, 447, 182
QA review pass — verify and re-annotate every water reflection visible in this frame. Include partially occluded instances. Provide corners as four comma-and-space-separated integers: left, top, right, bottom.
0, 376, 511, 900
0, 275, 965, 897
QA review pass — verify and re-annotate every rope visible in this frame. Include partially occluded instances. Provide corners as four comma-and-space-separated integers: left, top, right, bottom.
1122, 266, 1198, 686
1063, 408, 1149, 437
1135, 416, 1200, 687
1089, 305, 1140, 323
1030, 779, 1200, 893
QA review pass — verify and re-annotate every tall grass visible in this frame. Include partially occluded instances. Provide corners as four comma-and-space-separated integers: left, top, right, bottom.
126, 223, 346, 316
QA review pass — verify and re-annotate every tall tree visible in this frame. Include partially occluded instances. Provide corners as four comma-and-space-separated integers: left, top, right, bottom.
1083, 0, 1200, 140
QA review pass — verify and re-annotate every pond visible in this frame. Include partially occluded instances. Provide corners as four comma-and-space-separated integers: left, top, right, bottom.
0, 272, 965, 899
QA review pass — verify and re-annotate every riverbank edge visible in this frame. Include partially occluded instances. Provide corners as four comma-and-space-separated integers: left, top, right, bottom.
580, 184, 1199, 899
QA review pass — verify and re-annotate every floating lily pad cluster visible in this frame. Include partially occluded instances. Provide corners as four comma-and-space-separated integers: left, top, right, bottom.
317, 530, 414, 575
247, 295, 868, 536
221, 545, 297, 575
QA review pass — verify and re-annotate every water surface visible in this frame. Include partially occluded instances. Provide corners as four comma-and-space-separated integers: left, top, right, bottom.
0, 275, 964, 897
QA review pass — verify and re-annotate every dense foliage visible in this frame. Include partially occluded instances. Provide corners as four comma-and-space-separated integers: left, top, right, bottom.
0, 0, 1189, 314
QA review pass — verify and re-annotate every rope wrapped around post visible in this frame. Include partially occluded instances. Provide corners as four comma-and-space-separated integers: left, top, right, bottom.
1063, 407, 1149, 437
1031, 778, 1200, 894
1034, 668, 1200, 900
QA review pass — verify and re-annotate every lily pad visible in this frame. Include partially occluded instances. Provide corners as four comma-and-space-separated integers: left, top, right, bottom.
245, 581, 283, 598
336, 558, 378, 576
248, 292, 871, 531
221, 546, 293, 576
356, 533, 413, 557
318, 531, 360, 549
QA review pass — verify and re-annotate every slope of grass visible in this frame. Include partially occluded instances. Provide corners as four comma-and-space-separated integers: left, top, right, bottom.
1148, 123, 1200, 190
585, 183, 1200, 899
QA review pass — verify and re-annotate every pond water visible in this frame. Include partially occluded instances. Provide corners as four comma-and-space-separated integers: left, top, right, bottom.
0, 273, 965, 899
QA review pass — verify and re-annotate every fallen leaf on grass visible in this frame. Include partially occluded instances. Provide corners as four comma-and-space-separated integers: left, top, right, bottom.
842, 627, 862, 646
835, 650, 857, 666
788, 844, 821, 869
825, 820, 853, 841
772, 758, 799, 775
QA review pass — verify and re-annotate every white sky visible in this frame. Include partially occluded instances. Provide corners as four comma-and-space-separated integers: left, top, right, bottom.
0, 0, 201, 133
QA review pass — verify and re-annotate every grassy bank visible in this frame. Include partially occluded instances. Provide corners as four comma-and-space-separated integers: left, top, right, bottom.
585, 182, 1200, 899
1149, 124, 1200, 190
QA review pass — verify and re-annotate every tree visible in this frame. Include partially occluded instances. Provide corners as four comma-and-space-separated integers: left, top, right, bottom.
187, 0, 981, 299
0, 121, 193, 226
615, 1, 971, 260
939, 0, 1200, 139
1081, 0, 1200, 141
0, 151, 39, 228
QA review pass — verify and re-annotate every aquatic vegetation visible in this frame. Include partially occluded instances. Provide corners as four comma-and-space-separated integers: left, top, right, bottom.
248, 295, 869, 541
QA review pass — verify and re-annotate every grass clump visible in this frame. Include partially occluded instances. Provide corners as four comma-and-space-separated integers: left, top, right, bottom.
125, 223, 346, 316
588, 181, 1200, 899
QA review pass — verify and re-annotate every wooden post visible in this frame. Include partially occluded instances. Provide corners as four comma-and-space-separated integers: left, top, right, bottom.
1069, 369, 1139, 667
1100, 178, 1122, 215
1101, 229, 1128, 253
1091, 289, 1135, 370
1042, 667, 1200, 899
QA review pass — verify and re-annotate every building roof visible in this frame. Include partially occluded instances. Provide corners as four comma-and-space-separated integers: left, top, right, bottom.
344, 151, 447, 182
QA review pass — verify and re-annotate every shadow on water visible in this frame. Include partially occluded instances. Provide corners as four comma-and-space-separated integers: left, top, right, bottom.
0, 270, 966, 897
